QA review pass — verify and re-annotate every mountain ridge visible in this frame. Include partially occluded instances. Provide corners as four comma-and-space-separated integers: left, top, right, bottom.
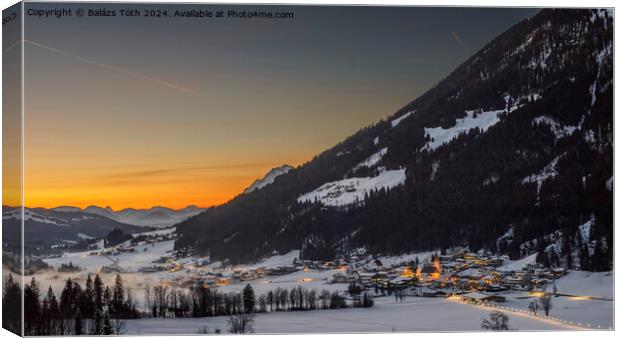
244, 165, 295, 194
51, 204, 205, 228
2, 205, 148, 249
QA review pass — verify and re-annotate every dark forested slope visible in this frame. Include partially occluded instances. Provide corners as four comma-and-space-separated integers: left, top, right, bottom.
175, 9, 613, 270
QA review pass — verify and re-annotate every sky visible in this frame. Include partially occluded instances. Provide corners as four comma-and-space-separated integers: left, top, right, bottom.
12, 4, 538, 209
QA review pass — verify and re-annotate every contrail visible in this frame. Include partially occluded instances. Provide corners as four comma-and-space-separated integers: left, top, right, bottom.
2, 40, 21, 54
24, 39, 198, 95
451, 31, 464, 48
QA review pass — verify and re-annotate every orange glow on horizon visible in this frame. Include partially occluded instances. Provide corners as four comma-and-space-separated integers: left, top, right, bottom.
20, 157, 309, 210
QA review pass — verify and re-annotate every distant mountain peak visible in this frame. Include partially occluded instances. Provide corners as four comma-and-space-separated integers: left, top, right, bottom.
244, 164, 294, 194
54, 205, 205, 228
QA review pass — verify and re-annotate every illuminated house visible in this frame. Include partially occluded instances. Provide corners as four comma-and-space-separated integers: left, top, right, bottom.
399, 266, 416, 278
462, 292, 505, 303
416, 255, 442, 282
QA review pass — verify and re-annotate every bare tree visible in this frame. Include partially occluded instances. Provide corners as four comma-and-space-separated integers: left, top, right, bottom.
538, 294, 553, 316
144, 285, 152, 317
528, 301, 539, 316
266, 291, 274, 312
153, 285, 169, 317
307, 289, 317, 310
113, 318, 127, 335
258, 295, 267, 313
228, 313, 255, 334
319, 289, 330, 309
481, 311, 510, 330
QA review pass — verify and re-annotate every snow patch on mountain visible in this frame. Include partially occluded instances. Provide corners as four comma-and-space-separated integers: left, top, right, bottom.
497, 253, 537, 272
532, 116, 579, 139
298, 168, 406, 207
241, 250, 300, 271
521, 153, 565, 197
430, 161, 440, 181
590, 43, 612, 107
483, 174, 499, 186
422, 95, 525, 152
606, 176, 613, 191
244, 165, 294, 194
3, 208, 67, 226
353, 148, 387, 171
223, 232, 239, 243
391, 110, 414, 127
496, 227, 514, 251
579, 216, 594, 243
423, 109, 504, 151
77, 233, 93, 240
527, 44, 553, 70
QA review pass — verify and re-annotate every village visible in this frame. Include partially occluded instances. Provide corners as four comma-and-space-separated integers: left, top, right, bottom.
180, 248, 568, 304
69, 227, 572, 305
36, 226, 613, 332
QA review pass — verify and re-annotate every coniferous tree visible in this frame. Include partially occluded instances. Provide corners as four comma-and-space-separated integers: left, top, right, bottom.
2, 274, 22, 336
102, 311, 114, 335
103, 286, 112, 314
83, 273, 96, 318
41, 294, 50, 335
24, 277, 41, 335
112, 274, 125, 317
59, 278, 74, 320
46, 286, 59, 335
242, 284, 256, 313
562, 235, 574, 269
92, 310, 102, 335
94, 273, 104, 313
74, 310, 83, 335
579, 244, 591, 271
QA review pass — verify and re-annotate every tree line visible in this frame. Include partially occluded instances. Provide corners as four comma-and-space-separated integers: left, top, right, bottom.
144, 282, 372, 319
4, 273, 373, 336
5, 272, 139, 336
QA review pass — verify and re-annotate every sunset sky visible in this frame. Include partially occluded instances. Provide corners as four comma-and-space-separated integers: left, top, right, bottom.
14, 4, 536, 209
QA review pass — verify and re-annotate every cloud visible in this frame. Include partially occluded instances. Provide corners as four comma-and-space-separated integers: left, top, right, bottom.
98, 162, 281, 182
24, 40, 198, 95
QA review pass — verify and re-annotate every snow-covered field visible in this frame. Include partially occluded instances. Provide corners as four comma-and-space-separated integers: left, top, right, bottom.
44, 239, 176, 273
492, 289, 612, 329
125, 296, 575, 335
497, 253, 538, 272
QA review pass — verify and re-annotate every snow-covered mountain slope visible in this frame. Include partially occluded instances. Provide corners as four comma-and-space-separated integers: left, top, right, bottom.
176, 9, 613, 266
53, 205, 205, 228
2, 206, 146, 247
244, 165, 294, 194
297, 168, 406, 207
422, 99, 521, 151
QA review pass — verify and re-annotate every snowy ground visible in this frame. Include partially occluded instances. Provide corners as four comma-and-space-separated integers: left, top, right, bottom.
37, 244, 613, 333
297, 169, 406, 207
471, 289, 613, 330
497, 253, 538, 272
125, 296, 576, 335
44, 240, 176, 273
